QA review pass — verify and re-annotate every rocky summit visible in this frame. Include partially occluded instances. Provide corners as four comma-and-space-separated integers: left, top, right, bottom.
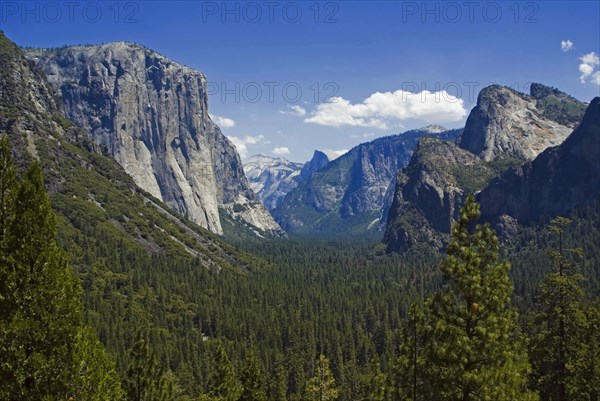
478, 97, 600, 232
383, 137, 493, 252
459, 84, 585, 162
25, 42, 282, 236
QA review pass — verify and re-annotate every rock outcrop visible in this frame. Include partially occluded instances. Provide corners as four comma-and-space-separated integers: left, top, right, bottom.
25, 42, 282, 236
478, 97, 600, 228
383, 138, 493, 252
459, 84, 583, 161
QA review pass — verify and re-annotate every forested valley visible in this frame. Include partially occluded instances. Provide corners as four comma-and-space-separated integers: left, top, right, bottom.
2, 135, 599, 400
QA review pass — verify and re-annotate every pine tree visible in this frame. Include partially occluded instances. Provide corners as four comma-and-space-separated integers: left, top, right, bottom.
391, 304, 427, 401
360, 356, 387, 401
581, 303, 600, 401
306, 354, 339, 401
205, 342, 242, 401
72, 326, 126, 401
0, 136, 123, 400
239, 348, 267, 401
426, 195, 537, 401
126, 330, 172, 401
269, 359, 288, 401
530, 217, 588, 401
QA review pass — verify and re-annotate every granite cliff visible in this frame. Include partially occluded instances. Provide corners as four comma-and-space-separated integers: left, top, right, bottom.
478, 97, 600, 229
459, 84, 584, 161
25, 42, 282, 236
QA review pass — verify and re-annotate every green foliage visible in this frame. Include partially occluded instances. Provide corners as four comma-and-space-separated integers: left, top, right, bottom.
126, 330, 172, 401
580, 303, 600, 400
72, 326, 126, 401
530, 84, 587, 128
360, 356, 387, 401
450, 163, 495, 194
205, 343, 243, 401
391, 304, 428, 401
306, 355, 339, 401
239, 349, 267, 401
0, 136, 123, 400
426, 195, 537, 401
529, 217, 594, 401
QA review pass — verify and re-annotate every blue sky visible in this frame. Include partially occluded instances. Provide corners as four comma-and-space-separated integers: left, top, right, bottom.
2, 0, 599, 162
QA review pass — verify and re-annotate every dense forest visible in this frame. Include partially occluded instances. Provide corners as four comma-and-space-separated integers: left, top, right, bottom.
1, 136, 599, 400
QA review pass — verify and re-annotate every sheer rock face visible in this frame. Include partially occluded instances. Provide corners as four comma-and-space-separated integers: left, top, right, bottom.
478, 97, 600, 228
26, 42, 282, 236
459, 85, 576, 161
383, 138, 492, 252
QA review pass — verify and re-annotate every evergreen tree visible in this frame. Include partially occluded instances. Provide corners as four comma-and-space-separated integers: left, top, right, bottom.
72, 326, 126, 401
269, 359, 288, 401
126, 330, 172, 401
360, 356, 387, 401
581, 303, 600, 401
239, 348, 267, 401
391, 304, 427, 401
426, 195, 537, 401
530, 217, 589, 401
205, 342, 242, 401
306, 354, 339, 401
0, 136, 123, 400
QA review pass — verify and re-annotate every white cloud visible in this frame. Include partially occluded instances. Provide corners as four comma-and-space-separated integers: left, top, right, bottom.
581, 52, 600, 65
210, 114, 236, 128
272, 147, 290, 155
592, 71, 600, 86
304, 90, 467, 129
227, 135, 268, 158
279, 105, 307, 116
561, 40, 574, 52
579, 52, 600, 84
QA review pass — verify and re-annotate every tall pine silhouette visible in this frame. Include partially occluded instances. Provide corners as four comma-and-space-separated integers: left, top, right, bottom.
426, 195, 537, 401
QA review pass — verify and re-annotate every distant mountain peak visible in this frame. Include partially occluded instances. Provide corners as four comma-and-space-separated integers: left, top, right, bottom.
243, 155, 303, 211
419, 124, 448, 134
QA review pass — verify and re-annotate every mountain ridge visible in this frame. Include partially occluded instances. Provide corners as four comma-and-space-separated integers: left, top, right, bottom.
273, 127, 462, 236
383, 83, 589, 253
